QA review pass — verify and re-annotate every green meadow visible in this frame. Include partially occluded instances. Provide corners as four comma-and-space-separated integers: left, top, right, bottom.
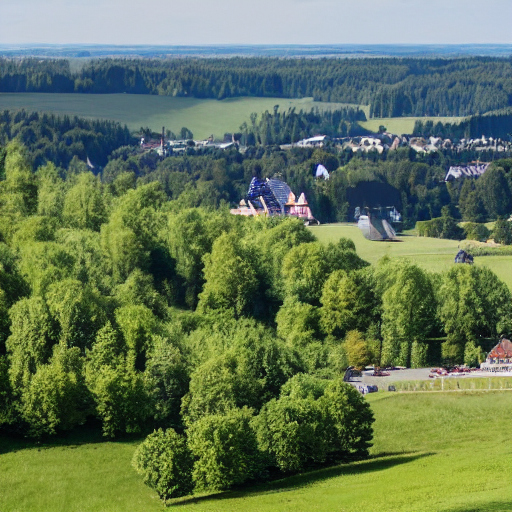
359, 116, 465, 135
1, 390, 511, 512
309, 223, 512, 290
0, 93, 362, 140
0, 92, 466, 137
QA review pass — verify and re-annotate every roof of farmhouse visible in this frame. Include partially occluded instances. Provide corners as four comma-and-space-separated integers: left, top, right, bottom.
487, 338, 512, 359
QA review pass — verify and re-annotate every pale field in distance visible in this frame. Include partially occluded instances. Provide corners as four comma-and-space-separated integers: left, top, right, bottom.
0, 93, 365, 140
359, 116, 465, 135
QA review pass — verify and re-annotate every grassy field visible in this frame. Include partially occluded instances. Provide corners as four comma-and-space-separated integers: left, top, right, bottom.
1, 391, 511, 512
0, 430, 163, 512
309, 223, 512, 290
359, 116, 465, 135
0, 92, 467, 138
0, 93, 364, 140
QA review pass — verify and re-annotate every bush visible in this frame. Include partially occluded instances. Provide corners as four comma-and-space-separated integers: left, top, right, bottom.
320, 379, 374, 459
492, 218, 512, 245
459, 241, 512, 256
254, 395, 327, 472
253, 377, 374, 472
416, 216, 463, 240
187, 407, 260, 491
132, 428, 194, 501
463, 222, 491, 242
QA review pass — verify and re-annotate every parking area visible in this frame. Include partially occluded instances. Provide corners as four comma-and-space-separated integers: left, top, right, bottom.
349, 368, 504, 387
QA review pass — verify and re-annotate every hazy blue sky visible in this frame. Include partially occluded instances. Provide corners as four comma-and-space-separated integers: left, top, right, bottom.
1, 0, 511, 45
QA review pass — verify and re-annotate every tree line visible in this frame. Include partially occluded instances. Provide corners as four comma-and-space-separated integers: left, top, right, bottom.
413, 108, 512, 140
238, 106, 368, 146
2, 56, 512, 117
0, 110, 135, 168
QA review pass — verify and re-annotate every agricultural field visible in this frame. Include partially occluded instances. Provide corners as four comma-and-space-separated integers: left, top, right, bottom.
359, 116, 465, 135
0, 93, 364, 140
309, 223, 512, 290
1, 390, 511, 512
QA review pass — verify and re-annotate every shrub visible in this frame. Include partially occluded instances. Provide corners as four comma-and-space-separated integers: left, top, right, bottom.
254, 395, 327, 472
463, 222, 491, 241
416, 216, 463, 239
187, 407, 260, 491
492, 218, 512, 245
253, 377, 374, 472
320, 379, 374, 459
132, 428, 194, 501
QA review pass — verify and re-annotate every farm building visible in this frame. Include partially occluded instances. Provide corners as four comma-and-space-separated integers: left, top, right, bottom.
454, 249, 474, 264
480, 338, 512, 372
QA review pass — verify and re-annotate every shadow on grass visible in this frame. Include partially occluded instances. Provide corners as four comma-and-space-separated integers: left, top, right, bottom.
439, 501, 512, 512
172, 451, 434, 507
0, 424, 145, 455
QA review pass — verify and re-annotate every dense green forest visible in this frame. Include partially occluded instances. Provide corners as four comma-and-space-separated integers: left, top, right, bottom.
1, 52, 512, 503
239, 105, 368, 145
413, 107, 512, 140
2, 56, 512, 117
0, 138, 511, 497
0, 110, 134, 168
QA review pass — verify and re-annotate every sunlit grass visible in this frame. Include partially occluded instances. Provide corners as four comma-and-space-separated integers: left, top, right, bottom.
1, 392, 511, 512
0, 430, 164, 512
359, 116, 465, 136
0, 93, 362, 140
309, 223, 512, 290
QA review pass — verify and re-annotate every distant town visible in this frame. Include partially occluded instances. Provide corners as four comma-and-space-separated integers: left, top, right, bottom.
141, 130, 512, 160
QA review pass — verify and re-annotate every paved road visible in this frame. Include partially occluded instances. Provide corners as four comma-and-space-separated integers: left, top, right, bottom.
349, 368, 508, 387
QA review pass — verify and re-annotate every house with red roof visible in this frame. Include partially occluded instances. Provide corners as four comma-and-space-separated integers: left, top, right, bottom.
480, 338, 512, 372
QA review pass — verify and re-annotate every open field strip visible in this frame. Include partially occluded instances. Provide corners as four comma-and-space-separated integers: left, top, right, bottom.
387, 376, 512, 392
1, 391, 510, 512
0, 93, 363, 140
359, 116, 465, 135
309, 223, 512, 290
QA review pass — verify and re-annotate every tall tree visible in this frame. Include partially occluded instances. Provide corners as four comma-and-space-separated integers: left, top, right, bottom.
198, 232, 258, 318
379, 261, 436, 367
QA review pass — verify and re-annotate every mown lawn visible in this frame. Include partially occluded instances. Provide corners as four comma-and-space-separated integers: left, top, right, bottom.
0, 430, 163, 512
1, 391, 511, 512
309, 223, 512, 290
0, 93, 362, 140
359, 116, 465, 136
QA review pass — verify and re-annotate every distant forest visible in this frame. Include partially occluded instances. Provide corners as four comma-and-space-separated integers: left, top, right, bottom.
413, 108, 512, 140
0, 110, 135, 168
1, 57, 512, 118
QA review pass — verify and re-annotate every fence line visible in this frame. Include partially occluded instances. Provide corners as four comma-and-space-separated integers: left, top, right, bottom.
388, 376, 512, 393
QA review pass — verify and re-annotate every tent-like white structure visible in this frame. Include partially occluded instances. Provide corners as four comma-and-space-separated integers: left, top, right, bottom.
315, 164, 329, 180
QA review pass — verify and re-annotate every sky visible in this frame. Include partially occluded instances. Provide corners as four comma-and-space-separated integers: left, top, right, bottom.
1, 0, 511, 46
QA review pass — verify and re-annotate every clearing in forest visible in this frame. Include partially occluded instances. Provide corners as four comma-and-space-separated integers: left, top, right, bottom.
0, 93, 364, 140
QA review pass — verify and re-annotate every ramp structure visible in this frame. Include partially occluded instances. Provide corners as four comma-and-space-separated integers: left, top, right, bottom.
355, 207, 401, 241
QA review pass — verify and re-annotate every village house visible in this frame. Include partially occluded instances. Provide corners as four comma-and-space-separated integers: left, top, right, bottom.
480, 338, 512, 372
296, 135, 330, 147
